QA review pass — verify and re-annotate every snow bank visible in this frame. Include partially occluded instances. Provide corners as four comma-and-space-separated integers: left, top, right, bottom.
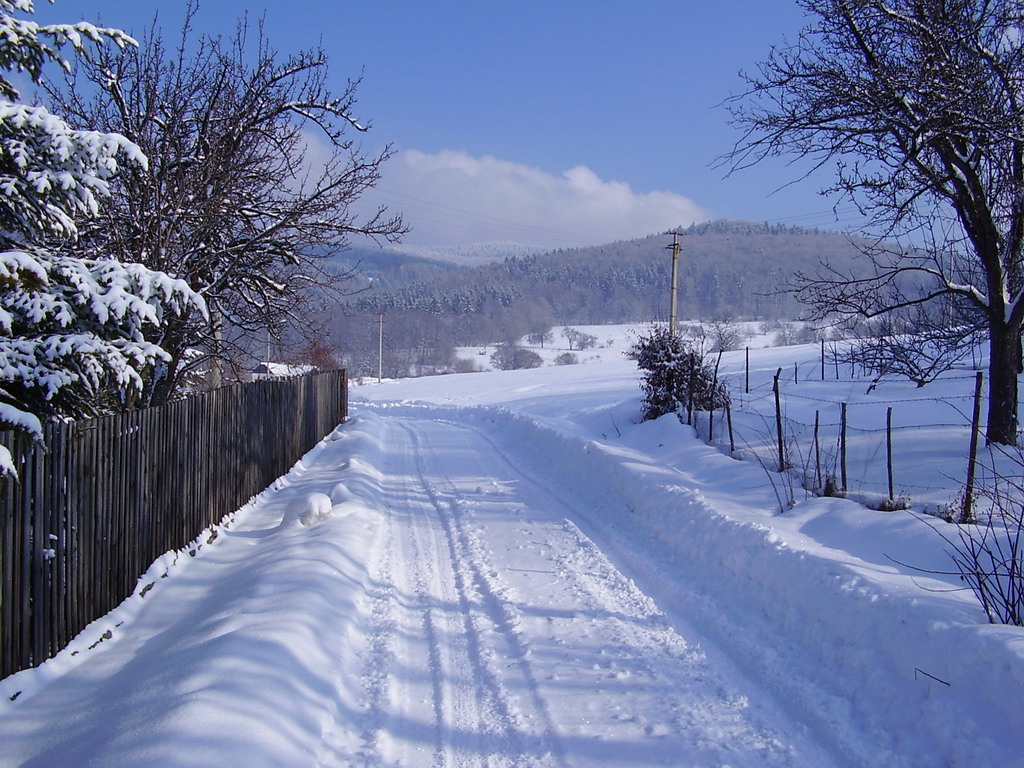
0, 414, 385, 710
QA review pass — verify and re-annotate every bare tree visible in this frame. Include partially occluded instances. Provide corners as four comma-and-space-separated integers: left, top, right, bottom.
526, 326, 554, 348
725, 0, 1024, 445
562, 326, 597, 352
683, 316, 746, 354
47, 6, 405, 403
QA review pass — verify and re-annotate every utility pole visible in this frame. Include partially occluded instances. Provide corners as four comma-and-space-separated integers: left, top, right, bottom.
666, 231, 683, 334
377, 312, 385, 383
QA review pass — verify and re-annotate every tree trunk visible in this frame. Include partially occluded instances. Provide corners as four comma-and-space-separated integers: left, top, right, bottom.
986, 322, 1021, 446
208, 308, 224, 389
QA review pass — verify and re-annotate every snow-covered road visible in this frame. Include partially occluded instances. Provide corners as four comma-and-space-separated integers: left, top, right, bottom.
354, 413, 835, 766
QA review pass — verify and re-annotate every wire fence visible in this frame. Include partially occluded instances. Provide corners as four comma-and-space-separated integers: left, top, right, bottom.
688, 350, 992, 511
0, 369, 347, 681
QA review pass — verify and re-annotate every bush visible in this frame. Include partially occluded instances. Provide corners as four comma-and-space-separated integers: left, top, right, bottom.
554, 352, 579, 366
627, 325, 730, 421
512, 348, 543, 369
491, 343, 543, 371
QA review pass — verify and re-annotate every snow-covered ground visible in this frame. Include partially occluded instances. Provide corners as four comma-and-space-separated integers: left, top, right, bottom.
1, 324, 1022, 767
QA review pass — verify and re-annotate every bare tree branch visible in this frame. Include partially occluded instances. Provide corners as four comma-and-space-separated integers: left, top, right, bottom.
44, 4, 407, 403
724, 0, 1024, 444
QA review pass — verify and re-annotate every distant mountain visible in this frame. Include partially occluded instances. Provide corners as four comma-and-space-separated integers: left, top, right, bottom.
325, 242, 542, 290
323, 220, 874, 379
350, 219, 869, 330
325, 245, 456, 292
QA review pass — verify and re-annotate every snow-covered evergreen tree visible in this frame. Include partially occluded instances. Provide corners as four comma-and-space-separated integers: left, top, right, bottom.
627, 325, 729, 421
0, 1, 204, 477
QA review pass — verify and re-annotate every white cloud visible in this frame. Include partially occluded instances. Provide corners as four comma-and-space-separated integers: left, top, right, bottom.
368, 149, 711, 249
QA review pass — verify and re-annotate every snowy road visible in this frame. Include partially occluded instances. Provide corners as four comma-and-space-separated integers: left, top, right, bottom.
350, 413, 836, 767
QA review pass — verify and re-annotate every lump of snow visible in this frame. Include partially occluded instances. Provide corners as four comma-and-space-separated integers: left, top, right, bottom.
329, 482, 353, 504
285, 492, 333, 527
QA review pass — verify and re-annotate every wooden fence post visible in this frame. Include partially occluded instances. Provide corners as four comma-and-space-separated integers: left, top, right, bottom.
726, 399, 735, 454
963, 371, 984, 523
687, 356, 696, 426
886, 406, 894, 503
745, 346, 750, 395
709, 350, 722, 442
814, 410, 822, 489
774, 368, 785, 471
840, 402, 848, 492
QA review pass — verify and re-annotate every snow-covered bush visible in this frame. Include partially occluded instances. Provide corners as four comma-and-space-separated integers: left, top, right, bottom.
0, 1, 205, 477
627, 325, 729, 421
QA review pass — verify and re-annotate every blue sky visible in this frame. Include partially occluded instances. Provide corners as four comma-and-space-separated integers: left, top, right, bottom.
33, 0, 861, 249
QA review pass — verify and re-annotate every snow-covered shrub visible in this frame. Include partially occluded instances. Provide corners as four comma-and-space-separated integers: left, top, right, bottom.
554, 352, 579, 366
0, 2, 205, 477
627, 325, 730, 422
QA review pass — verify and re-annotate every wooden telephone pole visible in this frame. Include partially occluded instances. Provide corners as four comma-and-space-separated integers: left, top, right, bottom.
666, 231, 683, 334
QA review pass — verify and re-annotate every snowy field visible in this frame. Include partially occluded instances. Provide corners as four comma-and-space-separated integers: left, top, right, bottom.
0, 324, 1022, 767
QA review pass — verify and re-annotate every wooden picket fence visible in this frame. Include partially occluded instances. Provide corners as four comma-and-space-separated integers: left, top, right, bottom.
0, 369, 347, 681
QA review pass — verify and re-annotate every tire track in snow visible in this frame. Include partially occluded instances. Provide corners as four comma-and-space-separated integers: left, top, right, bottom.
360, 407, 836, 767
429, 410, 840, 768
398, 421, 564, 767
401, 423, 566, 767
373, 419, 560, 767
387, 446, 457, 767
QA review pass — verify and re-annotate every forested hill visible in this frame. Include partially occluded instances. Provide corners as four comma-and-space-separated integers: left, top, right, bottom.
343, 220, 867, 341
321, 220, 873, 378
